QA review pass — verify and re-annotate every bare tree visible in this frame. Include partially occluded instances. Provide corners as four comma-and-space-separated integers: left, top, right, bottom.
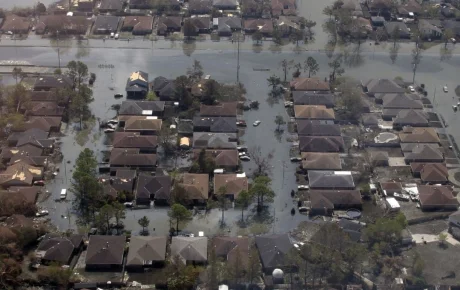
411, 46, 423, 84
279, 59, 293, 82
248, 145, 274, 177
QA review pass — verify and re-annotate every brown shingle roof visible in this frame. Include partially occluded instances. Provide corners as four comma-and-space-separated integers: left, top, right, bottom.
113, 132, 158, 148
122, 16, 153, 32
399, 127, 440, 143
171, 236, 208, 263
214, 174, 248, 198
193, 149, 239, 167
180, 173, 209, 200
380, 182, 402, 195
271, 0, 296, 16
290, 78, 330, 91
124, 116, 162, 132
0, 161, 43, 187
301, 152, 342, 170
212, 236, 249, 265
26, 102, 65, 116
411, 163, 448, 183
294, 105, 335, 119
296, 120, 341, 136
200, 102, 238, 117
418, 185, 458, 208
136, 174, 171, 200
24, 117, 62, 132
109, 148, 157, 167
1, 15, 30, 33
299, 136, 345, 152
309, 190, 362, 210
243, 19, 274, 34
126, 236, 167, 266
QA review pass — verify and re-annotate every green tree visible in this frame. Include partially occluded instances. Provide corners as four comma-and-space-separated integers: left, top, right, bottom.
272, 29, 283, 45
323, 5, 334, 19
267, 75, 281, 91
6, 84, 28, 113
274, 114, 285, 131
216, 186, 230, 226
328, 53, 345, 82
36, 2, 47, 14
146, 91, 157, 100
66, 60, 89, 88
391, 27, 400, 49
365, 212, 407, 256
247, 244, 262, 284
187, 59, 203, 80
280, 59, 293, 82
250, 176, 275, 213
112, 201, 125, 234
292, 62, 302, 78
158, 124, 176, 155
69, 87, 92, 129
303, 19, 317, 40
202, 79, 220, 105
174, 75, 192, 109
337, 80, 363, 121
138, 216, 150, 234
304, 56, 319, 77
166, 255, 202, 290
168, 203, 192, 235
289, 29, 304, 46
96, 204, 114, 234
252, 30, 263, 45
235, 190, 253, 221
439, 232, 448, 246
196, 148, 216, 174
38, 262, 73, 286
183, 19, 197, 40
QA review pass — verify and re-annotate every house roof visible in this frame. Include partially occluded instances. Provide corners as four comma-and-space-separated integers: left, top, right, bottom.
254, 234, 293, 269
363, 79, 404, 94
5, 214, 33, 228
411, 163, 448, 183
362, 113, 379, 126
296, 120, 341, 136
26, 101, 65, 116
124, 116, 162, 132
419, 19, 442, 34
1, 15, 29, 32
189, 0, 213, 12
158, 16, 182, 30
189, 17, 211, 30
136, 174, 171, 200
27, 91, 61, 102
193, 132, 237, 149
86, 235, 126, 266
368, 0, 392, 9
113, 132, 158, 148
309, 190, 362, 210
308, 170, 355, 189
217, 17, 242, 33
94, 15, 120, 31
301, 152, 342, 170
100, 0, 123, 10
0, 161, 43, 186
122, 16, 153, 32
6, 186, 41, 204
292, 92, 335, 106
200, 102, 238, 117
109, 148, 157, 167
34, 75, 72, 90
382, 93, 423, 109
10, 154, 48, 167
294, 105, 335, 119
214, 174, 248, 198
397, 0, 422, 14
171, 236, 208, 262
418, 185, 458, 208
399, 127, 440, 143
102, 176, 134, 198
36, 234, 83, 264
244, 19, 274, 33
290, 78, 330, 91
1, 145, 43, 160
299, 136, 345, 152
178, 119, 194, 134
212, 236, 249, 265
384, 22, 410, 35
404, 144, 444, 162
126, 236, 167, 266
180, 173, 209, 200
193, 116, 237, 133
370, 151, 389, 162
24, 116, 62, 132
401, 143, 439, 153
380, 182, 402, 193
393, 109, 428, 126
213, 0, 237, 7
193, 149, 239, 167
271, 0, 296, 16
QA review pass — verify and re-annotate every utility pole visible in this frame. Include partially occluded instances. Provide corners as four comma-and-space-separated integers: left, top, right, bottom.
236, 34, 240, 84
57, 30, 61, 69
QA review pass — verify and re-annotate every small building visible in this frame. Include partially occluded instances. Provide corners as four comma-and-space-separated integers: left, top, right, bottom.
216, 17, 242, 36
384, 21, 410, 39
121, 16, 154, 35
93, 15, 120, 35
296, 120, 341, 136
299, 136, 345, 152
135, 174, 171, 205
370, 151, 389, 167
36, 234, 84, 266
309, 190, 362, 215
126, 236, 167, 270
214, 173, 248, 200
0, 16, 30, 34
150, 76, 176, 100
404, 144, 444, 164
34, 75, 73, 91
212, 236, 249, 265
193, 116, 237, 133
179, 173, 209, 203
188, 17, 212, 34
271, 0, 296, 16
393, 109, 429, 128
85, 235, 126, 270
0, 161, 43, 188
193, 149, 239, 171
171, 237, 208, 264
113, 132, 158, 152
362, 79, 404, 97
292, 92, 335, 107
126, 71, 149, 98
361, 113, 379, 127
193, 132, 238, 149
23, 117, 62, 132
122, 116, 162, 135
109, 148, 157, 171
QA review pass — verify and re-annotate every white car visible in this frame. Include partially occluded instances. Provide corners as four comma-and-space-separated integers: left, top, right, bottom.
36, 210, 49, 217
408, 85, 415, 92
114, 33, 119, 39
239, 155, 251, 161
443, 85, 448, 93
104, 128, 115, 133
298, 185, 309, 190
284, 101, 294, 107
253, 120, 261, 126
110, 32, 115, 38
107, 119, 119, 125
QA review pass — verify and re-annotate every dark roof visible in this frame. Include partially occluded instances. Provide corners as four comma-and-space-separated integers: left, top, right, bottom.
212, 236, 249, 264
6, 186, 41, 204
244, 19, 274, 33
290, 78, 330, 91
213, 0, 238, 8
126, 71, 149, 92
193, 132, 237, 149
27, 91, 61, 102
299, 136, 345, 152
411, 163, 448, 183
171, 237, 208, 262
200, 102, 238, 117
404, 144, 444, 162
399, 127, 439, 143
122, 16, 153, 32
178, 119, 194, 134
308, 171, 355, 189
158, 16, 182, 30
292, 92, 335, 106
86, 235, 126, 266
443, 19, 460, 35
193, 149, 239, 167
418, 185, 458, 208
338, 219, 364, 242
370, 151, 389, 162
309, 190, 362, 210
393, 109, 428, 126
361, 113, 379, 126
5, 214, 33, 228
380, 182, 402, 194
294, 105, 335, 119
1, 16, 29, 32
126, 236, 167, 266
8, 128, 49, 145
254, 234, 293, 269
189, 17, 211, 30
384, 22, 410, 36
151, 77, 176, 98
100, 0, 123, 11
271, 0, 296, 16
101, 175, 135, 198
193, 116, 237, 133
27, 101, 65, 116
36, 234, 83, 264
382, 93, 423, 109
24, 116, 62, 132
113, 132, 158, 149
110, 148, 157, 167
301, 152, 342, 170
34, 75, 73, 90
136, 174, 171, 200
123, 116, 162, 132
180, 173, 209, 200
189, 0, 212, 13
217, 17, 242, 33
296, 120, 341, 136
1, 144, 43, 160
363, 79, 405, 94
94, 15, 120, 31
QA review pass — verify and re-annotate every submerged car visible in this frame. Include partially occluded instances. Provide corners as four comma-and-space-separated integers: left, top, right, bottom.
239, 155, 251, 161
443, 85, 448, 93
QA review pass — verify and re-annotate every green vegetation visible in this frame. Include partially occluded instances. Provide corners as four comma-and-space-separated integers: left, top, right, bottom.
304, 56, 319, 77
168, 203, 193, 235
250, 176, 275, 213
138, 216, 150, 235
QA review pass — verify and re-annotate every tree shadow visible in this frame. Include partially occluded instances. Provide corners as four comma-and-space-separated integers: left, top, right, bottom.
182, 40, 196, 57
440, 47, 453, 62
266, 91, 282, 107
343, 45, 364, 68
49, 37, 72, 56
274, 129, 283, 142
252, 44, 263, 54
292, 45, 303, 54
324, 41, 336, 59
75, 39, 90, 59
269, 44, 282, 54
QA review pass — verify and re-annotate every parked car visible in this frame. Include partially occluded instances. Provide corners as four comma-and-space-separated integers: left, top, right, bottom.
33, 180, 45, 186
253, 120, 261, 126
236, 120, 247, 127
124, 202, 134, 208
104, 128, 115, 133
298, 185, 309, 190
114, 94, 123, 99
408, 85, 415, 92
284, 101, 294, 107
107, 119, 119, 125
290, 157, 302, 162
114, 33, 119, 39
394, 193, 410, 201
36, 210, 49, 217
239, 155, 251, 161
237, 146, 248, 152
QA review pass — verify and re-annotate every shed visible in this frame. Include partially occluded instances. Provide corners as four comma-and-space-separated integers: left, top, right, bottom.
180, 137, 190, 149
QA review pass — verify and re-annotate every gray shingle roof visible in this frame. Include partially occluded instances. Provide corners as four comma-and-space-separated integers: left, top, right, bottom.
308, 170, 355, 189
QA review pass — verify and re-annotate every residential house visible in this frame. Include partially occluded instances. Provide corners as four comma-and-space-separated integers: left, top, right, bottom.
309, 190, 362, 215
216, 17, 242, 36
36, 234, 84, 265
366, 0, 393, 18
384, 22, 411, 39
5, 214, 34, 228
200, 102, 238, 117
342, 0, 363, 16
179, 173, 209, 203
33, 75, 73, 91
290, 78, 330, 92
99, 0, 123, 13
418, 185, 458, 211
443, 20, 460, 37
255, 234, 293, 273
214, 173, 248, 200
382, 93, 424, 119
399, 127, 440, 144
128, 0, 152, 9
380, 182, 402, 197
188, 17, 212, 34
370, 16, 385, 27
193, 132, 237, 149
441, 4, 457, 18
213, 0, 238, 10
308, 170, 355, 190
126, 236, 167, 269
0, 161, 43, 188
109, 148, 157, 171
193, 149, 239, 171
362, 78, 404, 97
404, 144, 444, 163
393, 109, 429, 128
418, 19, 443, 40
397, 0, 422, 17
151, 76, 176, 100
113, 132, 157, 152
119, 101, 165, 118
126, 71, 149, 98
276, 16, 301, 37
296, 120, 341, 136
101, 172, 135, 199
77, 0, 94, 12
299, 136, 345, 152
411, 163, 448, 184
171, 237, 208, 264
7, 128, 49, 147
25, 102, 65, 117
212, 236, 249, 265
122, 116, 162, 135
135, 174, 171, 205
1, 145, 43, 164
271, 0, 296, 16
301, 152, 342, 170
157, 17, 182, 35
370, 151, 389, 167
85, 235, 126, 270
350, 17, 372, 38
178, 119, 194, 136
0, 16, 29, 34
35, 15, 89, 35
294, 105, 335, 120
193, 116, 237, 133
27, 91, 63, 103
361, 113, 379, 127
189, 0, 213, 14
93, 16, 120, 34
1, 186, 41, 206
24, 117, 62, 132
378, 92, 422, 105
292, 92, 335, 107
241, 0, 260, 18
400, 143, 440, 153
244, 19, 274, 36
122, 16, 154, 35
10, 152, 48, 167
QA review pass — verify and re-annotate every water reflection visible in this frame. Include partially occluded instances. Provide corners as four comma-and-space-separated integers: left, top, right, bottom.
182, 40, 196, 57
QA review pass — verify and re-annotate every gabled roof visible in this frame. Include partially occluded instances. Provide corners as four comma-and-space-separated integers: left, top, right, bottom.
301, 152, 342, 170
1, 15, 30, 32
404, 144, 444, 162
363, 78, 404, 94
109, 148, 157, 167
189, 17, 211, 30
299, 136, 345, 152
309, 190, 362, 210
382, 93, 423, 109
36, 234, 83, 264
100, 0, 123, 10
308, 170, 355, 189
290, 78, 330, 91
214, 174, 248, 198
124, 116, 162, 132
292, 92, 335, 106
271, 0, 296, 16
0, 161, 43, 186
181, 173, 209, 200
158, 16, 182, 29
1, 145, 43, 160
6, 186, 41, 204
393, 109, 428, 126
212, 236, 249, 265
255, 234, 293, 269
27, 102, 65, 116
361, 113, 379, 126
193, 149, 239, 167
294, 105, 335, 120
244, 19, 274, 33
126, 236, 167, 266
193, 132, 237, 149
399, 127, 440, 143
171, 236, 208, 263
113, 132, 158, 148
296, 120, 341, 136
8, 128, 49, 145
136, 174, 171, 200
217, 17, 242, 33
86, 235, 126, 266
193, 117, 238, 133
200, 102, 238, 117
94, 15, 120, 31
418, 185, 458, 208
122, 16, 153, 32
189, 0, 213, 12
370, 151, 389, 162
34, 75, 73, 90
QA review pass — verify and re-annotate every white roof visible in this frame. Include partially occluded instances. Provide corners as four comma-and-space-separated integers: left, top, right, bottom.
142, 110, 153, 115
386, 197, 400, 209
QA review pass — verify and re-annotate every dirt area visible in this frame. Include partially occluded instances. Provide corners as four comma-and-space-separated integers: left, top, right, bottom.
373, 166, 414, 182
399, 201, 453, 223
366, 147, 404, 158
408, 220, 449, 236
405, 242, 460, 285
